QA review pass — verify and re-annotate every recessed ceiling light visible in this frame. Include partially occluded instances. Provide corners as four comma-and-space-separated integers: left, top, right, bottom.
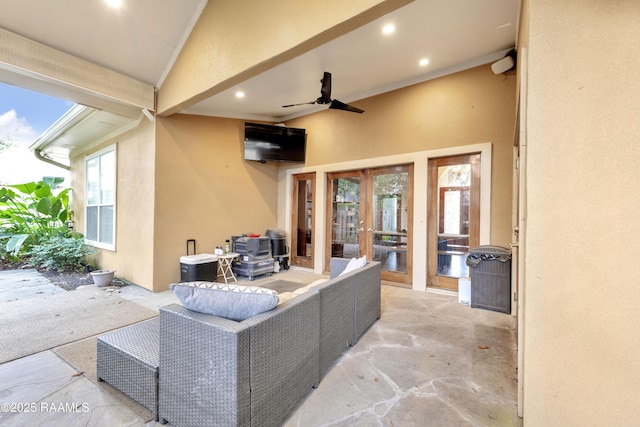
105, 0, 123, 8
419, 58, 430, 67
382, 24, 395, 35
235, 91, 245, 99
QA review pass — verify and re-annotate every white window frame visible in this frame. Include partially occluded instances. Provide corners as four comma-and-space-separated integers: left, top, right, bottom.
84, 144, 117, 251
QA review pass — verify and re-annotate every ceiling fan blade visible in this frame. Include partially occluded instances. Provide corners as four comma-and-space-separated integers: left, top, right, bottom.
329, 99, 364, 114
282, 101, 316, 108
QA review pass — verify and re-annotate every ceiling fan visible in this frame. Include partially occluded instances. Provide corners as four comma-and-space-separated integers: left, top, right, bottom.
282, 71, 364, 114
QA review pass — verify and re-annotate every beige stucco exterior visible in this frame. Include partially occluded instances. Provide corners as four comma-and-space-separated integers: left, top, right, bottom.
153, 115, 280, 289
72, 62, 515, 292
518, 0, 640, 425
71, 118, 156, 288
287, 64, 516, 249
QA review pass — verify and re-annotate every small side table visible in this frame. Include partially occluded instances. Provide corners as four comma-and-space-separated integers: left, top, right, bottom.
217, 253, 239, 284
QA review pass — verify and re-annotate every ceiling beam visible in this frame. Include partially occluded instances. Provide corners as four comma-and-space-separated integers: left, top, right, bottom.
0, 27, 155, 119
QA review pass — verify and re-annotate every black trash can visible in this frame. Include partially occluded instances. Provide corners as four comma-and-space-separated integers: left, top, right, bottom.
265, 229, 289, 271
466, 245, 512, 314
265, 229, 287, 256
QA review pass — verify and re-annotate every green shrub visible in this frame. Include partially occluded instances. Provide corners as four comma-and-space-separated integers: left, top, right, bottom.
28, 235, 95, 271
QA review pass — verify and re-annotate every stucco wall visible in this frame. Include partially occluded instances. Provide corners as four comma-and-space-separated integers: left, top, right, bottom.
71, 119, 156, 289
287, 64, 516, 247
522, 0, 640, 424
153, 114, 280, 291
69, 62, 515, 295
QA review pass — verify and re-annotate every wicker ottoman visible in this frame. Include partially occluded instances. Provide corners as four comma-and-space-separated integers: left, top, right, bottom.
97, 317, 160, 421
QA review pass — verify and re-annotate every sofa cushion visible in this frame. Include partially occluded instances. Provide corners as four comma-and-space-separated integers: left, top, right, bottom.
170, 282, 278, 321
339, 255, 367, 276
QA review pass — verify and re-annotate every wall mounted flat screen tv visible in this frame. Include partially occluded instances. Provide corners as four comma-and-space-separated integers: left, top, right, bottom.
244, 122, 306, 163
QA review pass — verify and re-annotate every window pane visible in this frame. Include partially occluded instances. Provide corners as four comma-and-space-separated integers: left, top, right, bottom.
86, 206, 98, 241
295, 179, 313, 259
99, 205, 114, 244
372, 170, 409, 274
85, 147, 116, 248
436, 164, 471, 278
100, 150, 115, 204
86, 158, 100, 205
443, 190, 461, 234
331, 177, 360, 259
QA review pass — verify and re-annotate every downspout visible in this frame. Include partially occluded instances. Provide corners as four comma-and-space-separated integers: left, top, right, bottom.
33, 149, 71, 171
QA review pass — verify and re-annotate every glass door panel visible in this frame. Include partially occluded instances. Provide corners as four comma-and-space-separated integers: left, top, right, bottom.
291, 173, 315, 268
326, 171, 364, 272
371, 165, 412, 283
428, 154, 480, 291
437, 179, 470, 278
327, 166, 413, 284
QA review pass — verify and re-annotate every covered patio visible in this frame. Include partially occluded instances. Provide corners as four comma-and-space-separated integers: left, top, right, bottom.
0, 268, 516, 426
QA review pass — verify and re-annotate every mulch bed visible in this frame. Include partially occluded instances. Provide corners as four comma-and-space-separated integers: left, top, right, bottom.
39, 269, 97, 291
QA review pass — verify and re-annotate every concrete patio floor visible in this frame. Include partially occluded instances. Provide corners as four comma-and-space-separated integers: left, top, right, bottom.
0, 268, 518, 426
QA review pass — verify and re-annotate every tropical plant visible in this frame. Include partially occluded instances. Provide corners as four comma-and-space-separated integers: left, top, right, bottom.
0, 177, 73, 258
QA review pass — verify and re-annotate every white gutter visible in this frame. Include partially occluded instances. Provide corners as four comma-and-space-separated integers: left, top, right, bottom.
29, 104, 94, 171
33, 148, 70, 171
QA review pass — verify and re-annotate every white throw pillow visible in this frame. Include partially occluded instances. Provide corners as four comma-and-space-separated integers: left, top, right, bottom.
170, 282, 278, 321
338, 255, 367, 276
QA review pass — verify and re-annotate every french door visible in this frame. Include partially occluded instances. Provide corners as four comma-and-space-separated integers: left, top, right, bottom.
290, 173, 315, 268
427, 153, 480, 291
326, 164, 413, 284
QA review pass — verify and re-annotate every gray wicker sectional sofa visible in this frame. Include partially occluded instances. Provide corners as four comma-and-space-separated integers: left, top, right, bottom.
97, 258, 381, 427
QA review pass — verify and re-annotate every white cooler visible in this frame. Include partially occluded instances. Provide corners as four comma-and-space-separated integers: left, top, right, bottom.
180, 253, 218, 282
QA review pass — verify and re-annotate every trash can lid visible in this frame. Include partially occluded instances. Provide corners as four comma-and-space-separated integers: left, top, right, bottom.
466, 246, 511, 267
180, 253, 218, 264
265, 229, 286, 238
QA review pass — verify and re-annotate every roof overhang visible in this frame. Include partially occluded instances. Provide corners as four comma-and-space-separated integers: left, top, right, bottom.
29, 104, 148, 169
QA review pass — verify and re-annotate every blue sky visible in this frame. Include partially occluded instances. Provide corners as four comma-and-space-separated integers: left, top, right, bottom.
0, 82, 74, 184
0, 82, 73, 143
